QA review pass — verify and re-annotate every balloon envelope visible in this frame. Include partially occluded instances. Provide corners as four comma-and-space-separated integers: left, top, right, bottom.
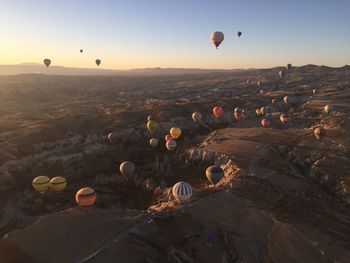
166, 139, 177, 151
237, 31, 242, 37
147, 120, 158, 133
279, 113, 289, 124
49, 176, 67, 193
75, 187, 96, 207
96, 59, 101, 66
43, 59, 51, 67
108, 132, 118, 144
324, 104, 333, 113
120, 161, 135, 179
210, 31, 224, 49
261, 118, 271, 127
150, 138, 158, 147
80, 49, 83, 53
206, 165, 224, 185
172, 181, 192, 203
32, 176, 50, 193
170, 127, 181, 139
192, 112, 202, 123
213, 106, 224, 118
165, 134, 173, 141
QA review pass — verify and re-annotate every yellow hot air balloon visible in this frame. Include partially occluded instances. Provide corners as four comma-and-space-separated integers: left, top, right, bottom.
147, 120, 158, 133
32, 176, 50, 193
49, 176, 67, 193
170, 127, 181, 139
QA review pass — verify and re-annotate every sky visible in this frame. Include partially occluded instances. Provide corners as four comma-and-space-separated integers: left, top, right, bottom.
1, 0, 349, 69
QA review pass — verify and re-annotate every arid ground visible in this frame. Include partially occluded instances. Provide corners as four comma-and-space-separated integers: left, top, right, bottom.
0, 65, 349, 263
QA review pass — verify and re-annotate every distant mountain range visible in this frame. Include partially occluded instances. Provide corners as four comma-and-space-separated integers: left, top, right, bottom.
0, 63, 243, 76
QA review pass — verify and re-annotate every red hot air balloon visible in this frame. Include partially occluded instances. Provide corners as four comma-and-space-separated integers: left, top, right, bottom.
261, 118, 271, 127
165, 134, 173, 141
213, 106, 224, 118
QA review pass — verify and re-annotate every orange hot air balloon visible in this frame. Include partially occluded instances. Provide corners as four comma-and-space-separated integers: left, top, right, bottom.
213, 106, 224, 118
261, 118, 271, 127
165, 134, 173, 141
75, 187, 96, 207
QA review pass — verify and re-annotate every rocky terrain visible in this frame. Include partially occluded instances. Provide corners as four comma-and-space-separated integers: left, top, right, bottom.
0, 65, 349, 262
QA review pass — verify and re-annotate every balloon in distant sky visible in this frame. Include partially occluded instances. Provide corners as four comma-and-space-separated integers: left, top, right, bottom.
286, 64, 292, 70
80, 49, 83, 53
170, 127, 181, 139
312, 89, 317, 95
279, 113, 289, 124
96, 59, 101, 66
32, 176, 50, 193
213, 106, 224, 118
210, 31, 224, 49
172, 181, 192, 204
271, 98, 277, 105
237, 31, 242, 37
43, 59, 51, 67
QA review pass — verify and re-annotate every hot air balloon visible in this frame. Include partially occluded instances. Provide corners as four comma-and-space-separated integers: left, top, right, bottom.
192, 112, 202, 123
259, 89, 265, 96
147, 114, 156, 122
271, 98, 277, 105
237, 31, 242, 37
210, 31, 224, 49
75, 187, 96, 207
206, 165, 224, 185
172, 181, 192, 204
165, 134, 173, 141
80, 49, 83, 53
256, 108, 262, 116
279, 70, 286, 78
246, 79, 251, 85
108, 132, 118, 144
261, 118, 271, 127
147, 120, 158, 133
32, 176, 50, 193
284, 96, 290, 104
260, 106, 269, 115
279, 113, 289, 124
286, 64, 292, 70
43, 59, 51, 67
170, 127, 181, 139
314, 126, 325, 140
120, 161, 135, 179
324, 104, 333, 114
312, 89, 317, 95
49, 176, 67, 193
95, 59, 101, 66
166, 139, 177, 151
213, 106, 224, 118
150, 138, 158, 147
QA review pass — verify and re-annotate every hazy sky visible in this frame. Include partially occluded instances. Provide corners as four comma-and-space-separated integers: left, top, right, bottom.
1, 0, 349, 69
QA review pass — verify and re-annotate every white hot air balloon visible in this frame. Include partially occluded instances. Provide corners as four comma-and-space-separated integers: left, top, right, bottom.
172, 181, 192, 204
210, 31, 224, 49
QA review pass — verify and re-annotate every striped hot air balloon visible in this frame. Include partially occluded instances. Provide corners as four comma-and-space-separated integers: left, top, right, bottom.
75, 187, 96, 207
49, 176, 67, 193
172, 181, 192, 204
32, 176, 50, 194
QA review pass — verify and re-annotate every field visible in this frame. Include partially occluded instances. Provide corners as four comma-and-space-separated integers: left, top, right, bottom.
0, 65, 349, 262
